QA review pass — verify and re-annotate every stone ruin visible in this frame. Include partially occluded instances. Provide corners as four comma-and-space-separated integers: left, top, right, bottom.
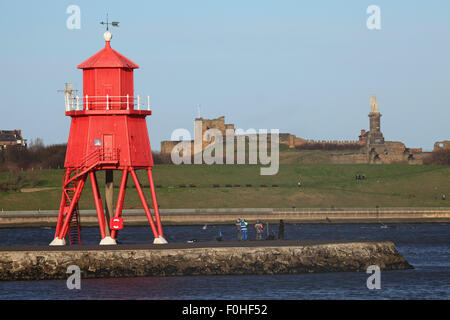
160, 95, 444, 164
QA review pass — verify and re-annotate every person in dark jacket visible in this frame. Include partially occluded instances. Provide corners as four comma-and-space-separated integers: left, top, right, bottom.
254, 220, 264, 240
278, 219, 285, 240
235, 219, 242, 240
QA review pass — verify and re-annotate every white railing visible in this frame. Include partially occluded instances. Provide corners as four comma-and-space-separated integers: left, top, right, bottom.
64, 94, 151, 111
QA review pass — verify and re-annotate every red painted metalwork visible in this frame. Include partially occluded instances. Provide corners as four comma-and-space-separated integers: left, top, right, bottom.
110, 168, 128, 239
51, 33, 164, 245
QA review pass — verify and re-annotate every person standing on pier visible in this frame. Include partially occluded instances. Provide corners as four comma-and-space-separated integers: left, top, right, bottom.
254, 220, 264, 240
278, 219, 285, 240
235, 218, 242, 241
240, 219, 248, 240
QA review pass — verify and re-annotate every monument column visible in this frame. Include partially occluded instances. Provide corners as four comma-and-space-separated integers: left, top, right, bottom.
368, 94, 384, 145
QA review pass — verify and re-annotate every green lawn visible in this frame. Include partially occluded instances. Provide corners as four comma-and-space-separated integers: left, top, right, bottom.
0, 164, 449, 210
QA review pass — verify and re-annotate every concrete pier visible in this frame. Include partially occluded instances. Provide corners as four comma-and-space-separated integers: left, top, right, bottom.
0, 241, 412, 281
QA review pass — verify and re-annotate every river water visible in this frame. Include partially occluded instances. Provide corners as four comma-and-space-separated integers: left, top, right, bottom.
0, 223, 449, 300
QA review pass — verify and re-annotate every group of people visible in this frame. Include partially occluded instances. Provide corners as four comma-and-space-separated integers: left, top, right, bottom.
235, 218, 285, 241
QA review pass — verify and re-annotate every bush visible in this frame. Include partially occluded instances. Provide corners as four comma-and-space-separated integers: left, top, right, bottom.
152, 151, 173, 164
0, 170, 40, 192
423, 149, 450, 165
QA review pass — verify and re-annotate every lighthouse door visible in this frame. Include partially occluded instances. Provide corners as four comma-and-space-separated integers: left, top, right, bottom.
103, 134, 114, 161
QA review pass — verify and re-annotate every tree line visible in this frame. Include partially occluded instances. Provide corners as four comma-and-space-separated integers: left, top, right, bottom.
0, 138, 66, 171
0, 138, 173, 171
1, 138, 447, 172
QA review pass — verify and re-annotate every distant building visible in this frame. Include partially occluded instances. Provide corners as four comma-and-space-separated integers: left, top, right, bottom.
358, 129, 369, 143
160, 94, 444, 164
433, 141, 450, 152
161, 116, 236, 155
359, 94, 424, 164
0, 130, 26, 150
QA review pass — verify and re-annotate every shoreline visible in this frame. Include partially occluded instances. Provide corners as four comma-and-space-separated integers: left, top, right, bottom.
0, 207, 449, 228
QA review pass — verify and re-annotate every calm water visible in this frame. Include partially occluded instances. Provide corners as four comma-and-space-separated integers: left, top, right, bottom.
0, 223, 449, 300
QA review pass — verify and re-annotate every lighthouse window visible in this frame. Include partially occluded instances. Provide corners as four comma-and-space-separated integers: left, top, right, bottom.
94, 139, 101, 146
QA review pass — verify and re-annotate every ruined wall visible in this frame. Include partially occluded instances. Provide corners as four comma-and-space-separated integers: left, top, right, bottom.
160, 112, 430, 165
284, 134, 308, 148
161, 116, 235, 154
288, 137, 364, 150
363, 140, 428, 164
279, 133, 291, 145
330, 142, 427, 165
200, 117, 223, 132
161, 141, 183, 155
434, 141, 450, 151
196, 116, 235, 151
225, 124, 235, 132
197, 116, 229, 136
384, 141, 406, 153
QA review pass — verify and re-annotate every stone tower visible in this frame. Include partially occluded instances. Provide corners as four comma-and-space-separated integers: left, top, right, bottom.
368, 94, 384, 145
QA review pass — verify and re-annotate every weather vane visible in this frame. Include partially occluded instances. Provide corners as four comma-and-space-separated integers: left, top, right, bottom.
100, 13, 119, 31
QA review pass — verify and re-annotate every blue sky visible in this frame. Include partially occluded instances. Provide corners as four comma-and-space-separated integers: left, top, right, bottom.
0, 0, 449, 151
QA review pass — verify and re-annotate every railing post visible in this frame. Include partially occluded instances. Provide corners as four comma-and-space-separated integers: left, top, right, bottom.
127, 94, 129, 110
86, 95, 89, 110
106, 94, 109, 110
137, 95, 140, 110
147, 96, 150, 111
76, 96, 80, 110
70, 95, 74, 111
65, 94, 69, 111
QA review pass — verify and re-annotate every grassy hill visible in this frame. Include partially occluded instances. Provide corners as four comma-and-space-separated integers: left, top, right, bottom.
0, 163, 449, 211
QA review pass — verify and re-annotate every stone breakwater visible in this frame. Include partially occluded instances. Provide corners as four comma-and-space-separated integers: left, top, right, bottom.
0, 241, 412, 281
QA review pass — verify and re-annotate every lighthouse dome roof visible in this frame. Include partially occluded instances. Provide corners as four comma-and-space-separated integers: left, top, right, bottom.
77, 36, 139, 69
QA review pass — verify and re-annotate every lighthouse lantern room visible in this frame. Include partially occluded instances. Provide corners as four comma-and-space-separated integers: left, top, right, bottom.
50, 30, 167, 246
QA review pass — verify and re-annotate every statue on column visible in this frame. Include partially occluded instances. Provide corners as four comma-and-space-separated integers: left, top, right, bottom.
370, 94, 379, 113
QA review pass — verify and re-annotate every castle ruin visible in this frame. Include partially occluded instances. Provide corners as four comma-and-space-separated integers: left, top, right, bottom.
161, 116, 235, 156
160, 95, 443, 164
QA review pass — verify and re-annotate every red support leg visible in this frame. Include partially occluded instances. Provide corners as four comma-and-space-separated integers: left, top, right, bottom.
89, 171, 107, 240
130, 168, 159, 239
147, 167, 163, 237
111, 168, 128, 239
54, 169, 71, 238
57, 174, 87, 240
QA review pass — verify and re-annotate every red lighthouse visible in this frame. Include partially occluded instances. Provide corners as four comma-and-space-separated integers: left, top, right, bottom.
50, 30, 167, 245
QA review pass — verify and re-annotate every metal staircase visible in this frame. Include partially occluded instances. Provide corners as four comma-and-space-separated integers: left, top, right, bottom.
63, 173, 84, 245
58, 148, 119, 244
68, 205, 81, 245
